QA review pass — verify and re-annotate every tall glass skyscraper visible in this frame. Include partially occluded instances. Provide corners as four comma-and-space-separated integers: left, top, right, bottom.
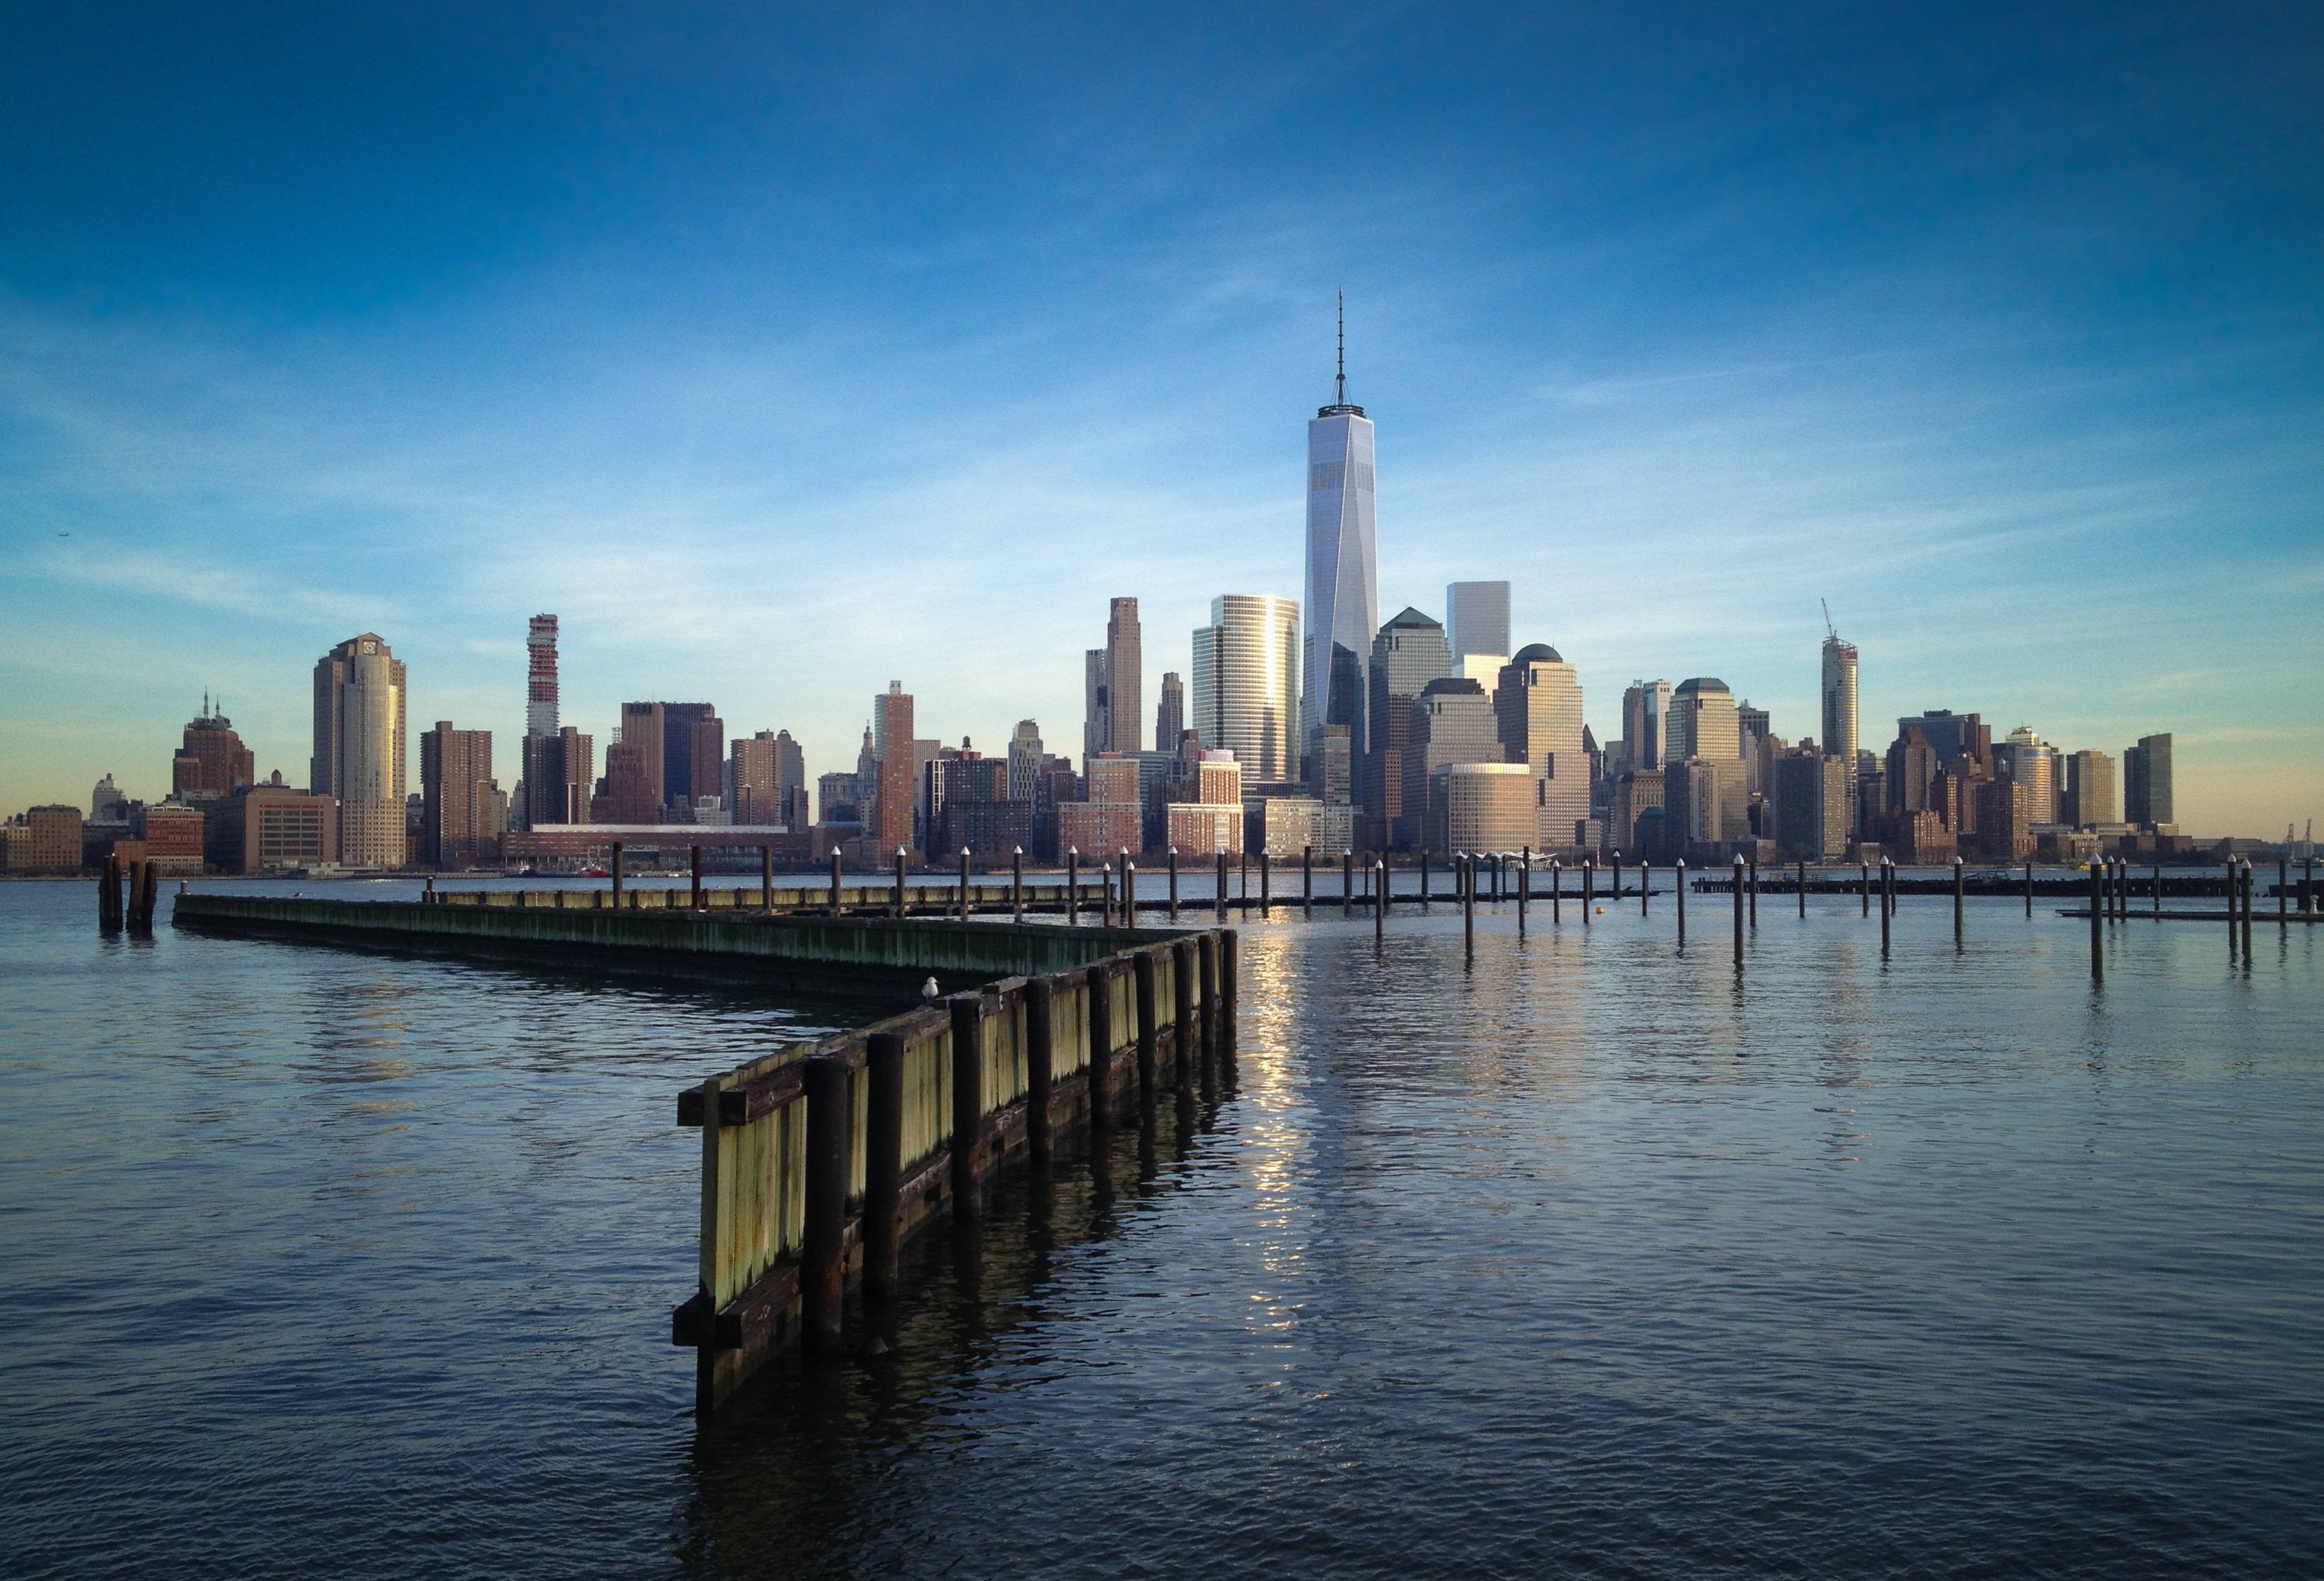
1303, 311, 1378, 772
1193, 595, 1301, 783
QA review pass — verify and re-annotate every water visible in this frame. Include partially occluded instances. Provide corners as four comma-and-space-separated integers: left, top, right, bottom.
3, 877, 2318, 1577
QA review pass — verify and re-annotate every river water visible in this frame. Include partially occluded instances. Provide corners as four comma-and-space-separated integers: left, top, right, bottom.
2, 877, 2317, 1578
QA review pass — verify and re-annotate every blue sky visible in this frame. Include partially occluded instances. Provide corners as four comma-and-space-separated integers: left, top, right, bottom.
2, 1, 2317, 835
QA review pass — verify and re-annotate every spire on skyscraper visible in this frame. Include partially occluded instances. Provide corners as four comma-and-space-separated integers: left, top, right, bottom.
1336, 289, 1346, 408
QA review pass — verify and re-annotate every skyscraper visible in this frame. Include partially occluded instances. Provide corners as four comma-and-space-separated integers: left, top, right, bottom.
1155, 672, 1184, 755
172, 696, 256, 799
1446, 582, 1511, 668
774, 730, 806, 826
661, 704, 722, 815
313, 633, 407, 868
729, 731, 780, 824
1621, 680, 1671, 772
1083, 597, 1143, 761
1667, 678, 1740, 763
873, 683, 914, 854
1820, 633, 1858, 766
2125, 733, 2174, 828
526, 615, 559, 738
421, 721, 494, 869
619, 702, 666, 810
1367, 607, 1453, 845
1496, 644, 1587, 853
1008, 721, 1045, 804
1192, 594, 1301, 784
524, 726, 592, 826
2063, 750, 2118, 828
1402, 677, 1503, 851
1303, 302, 1379, 771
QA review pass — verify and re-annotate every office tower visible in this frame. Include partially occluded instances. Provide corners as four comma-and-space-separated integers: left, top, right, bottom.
1366, 607, 1452, 843
1438, 762, 1536, 854
729, 731, 782, 824
817, 771, 860, 827
770, 731, 805, 826
526, 615, 559, 737
1192, 594, 1301, 784
1007, 721, 1044, 804
933, 755, 1028, 857
420, 723, 495, 869
1621, 681, 1672, 772
1057, 753, 1143, 856
2125, 733, 2174, 827
619, 703, 665, 810
1821, 633, 1858, 765
1973, 778, 2033, 860
1446, 581, 1512, 668
1308, 724, 1353, 805
90, 774, 129, 822
2062, 750, 2118, 828
313, 633, 408, 867
1165, 752, 1246, 857
597, 742, 657, 823
873, 684, 914, 853
1303, 307, 1379, 770
1666, 757, 1751, 854
1666, 678, 1739, 763
1402, 678, 1503, 851
1155, 673, 1184, 755
1886, 727, 1940, 814
1607, 768, 1666, 856
1770, 750, 1849, 861
1994, 726, 2059, 825
1496, 645, 1588, 854
657, 704, 721, 814
523, 726, 594, 826
1897, 710, 1989, 772
1083, 597, 1144, 760
172, 695, 256, 798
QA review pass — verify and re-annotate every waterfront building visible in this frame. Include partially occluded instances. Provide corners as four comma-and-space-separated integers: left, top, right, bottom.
421, 722, 496, 870
1083, 597, 1144, 761
1974, 778, 2034, 860
132, 803, 206, 876
2062, 749, 2118, 829
658, 704, 722, 819
1401, 678, 1503, 852
1436, 761, 1535, 854
1666, 757, 1750, 855
1893, 808, 1957, 864
1193, 594, 1301, 784
21, 805, 83, 872
1308, 723, 1352, 806
619, 703, 666, 810
1621, 680, 1672, 773
1165, 751, 1245, 856
1606, 768, 1666, 857
873, 684, 914, 855
1445, 581, 1511, 669
313, 633, 407, 869
1495, 644, 1587, 855
1366, 607, 1452, 848
1898, 710, 1990, 772
523, 726, 593, 829
1154, 674, 1184, 758
1251, 795, 1357, 858
1057, 751, 1142, 856
932, 756, 1025, 858
1994, 726, 2059, 826
91, 774, 129, 822
1303, 318, 1379, 774
728, 731, 786, 826
206, 781, 336, 874
2125, 733, 2174, 828
1006, 721, 1044, 805
1887, 727, 1940, 815
1667, 678, 1740, 764
596, 741, 658, 825
172, 696, 257, 800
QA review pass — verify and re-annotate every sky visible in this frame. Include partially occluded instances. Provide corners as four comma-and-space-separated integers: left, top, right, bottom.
1, 0, 2318, 837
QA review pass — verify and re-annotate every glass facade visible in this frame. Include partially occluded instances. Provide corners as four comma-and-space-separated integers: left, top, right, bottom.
1304, 406, 1379, 764
1193, 594, 1301, 784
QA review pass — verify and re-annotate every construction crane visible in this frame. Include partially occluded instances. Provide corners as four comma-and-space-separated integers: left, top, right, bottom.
1821, 598, 1838, 643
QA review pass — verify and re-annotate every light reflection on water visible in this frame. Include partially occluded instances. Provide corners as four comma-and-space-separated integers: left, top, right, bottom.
1, 877, 2319, 1578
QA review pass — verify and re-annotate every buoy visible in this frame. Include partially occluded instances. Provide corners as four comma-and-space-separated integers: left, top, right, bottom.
1595, 905, 1604, 915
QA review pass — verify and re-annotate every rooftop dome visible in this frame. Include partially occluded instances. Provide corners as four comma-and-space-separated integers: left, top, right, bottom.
1420, 676, 1487, 697
1674, 676, 1731, 695
1512, 642, 1562, 663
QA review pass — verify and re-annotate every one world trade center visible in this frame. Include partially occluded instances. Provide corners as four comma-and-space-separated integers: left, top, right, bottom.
1303, 299, 1379, 776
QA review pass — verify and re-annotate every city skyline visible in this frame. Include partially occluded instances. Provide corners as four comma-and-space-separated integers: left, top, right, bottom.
1, 6, 2317, 836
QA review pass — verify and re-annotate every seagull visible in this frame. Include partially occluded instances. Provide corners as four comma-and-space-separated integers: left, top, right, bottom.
921, 976, 939, 1001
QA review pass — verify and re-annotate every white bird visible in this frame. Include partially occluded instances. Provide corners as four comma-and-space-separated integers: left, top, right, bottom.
921, 976, 939, 1001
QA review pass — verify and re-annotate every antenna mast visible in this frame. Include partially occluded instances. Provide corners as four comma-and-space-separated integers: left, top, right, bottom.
1335, 289, 1346, 407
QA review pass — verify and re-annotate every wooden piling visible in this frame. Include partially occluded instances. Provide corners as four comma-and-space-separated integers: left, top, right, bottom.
2280, 859, 2289, 931
2225, 860, 2237, 959
1582, 858, 1593, 926
97, 852, 119, 932
1217, 851, 1229, 922
1013, 847, 1024, 922
801, 1057, 849, 1351
1675, 858, 1686, 944
2025, 858, 2033, 917
1732, 854, 1744, 968
957, 847, 971, 922
1375, 860, 1386, 939
1260, 851, 1271, 913
1197, 933, 1219, 1076
1134, 951, 1159, 1097
1462, 854, 1475, 957
1954, 856, 1964, 943
864, 1031, 905, 1296
1218, 930, 1238, 1072
1420, 848, 1431, 904
1551, 858, 1561, 924
691, 846, 704, 910
1517, 852, 1528, 932
1303, 845, 1314, 915
1880, 859, 1892, 957
1798, 858, 1806, 918
1087, 963, 1116, 1133
2090, 861, 2104, 980
830, 848, 843, 915
949, 994, 983, 1220
1025, 976, 1055, 1163
1168, 846, 1179, 921
1862, 859, 1870, 917
1747, 854, 1757, 927
1642, 860, 1651, 916
2241, 861, 2254, 959
1172, 940, 1196, 1090
2154, 863, 2162, 921
1067, 848, 1080, 922
1123, 855, 1136, 922
1342, 850, 1353, 917
761, 845, 775, 914
612, 842, 624, 904
894, 847, 908, 919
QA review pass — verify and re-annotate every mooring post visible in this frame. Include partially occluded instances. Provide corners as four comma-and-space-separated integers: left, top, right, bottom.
1862, 858, 1871, 917
1219, 929, 1239, 1072
1217, 850, 1229, 922
1168, 846, 1179, 922
895, 846, 908, 919
1420, 848, 1431, 905
2154, 863, 2163, 921
1123, 853, 1136, 923
1798, 858, 1807, 918
612, 842, 624, 905
2241, 861, 2254, 960
1676, 858, 1687, 944
1641, 859, 1652, 916
2280, 858, 2290, 932
1134, 951, 1159, 1098
1881, 859, 1893, 957
1013, 847, 1024, 923
950, 994, 984, 1220
1582, 858, 1593, 926
1375, 859, 1387, 940
2090, 860, 2104, 981
1551, 858, 1562, 924
130, 861, 152, 937
2224, 860, 2236, 959
423, 875, 435, 907
1197, 934, 1219, 1080
1954, 855, 1965, 944
1732, 854, 1745, 968
830, 848, 842, 915
2025, 858, 2033, 917
865, 1031, 904, 1297
958, 847, 971, 921
1026, 976, 1055, 1164
1747, 854, 1758, 928
691, 846, 704, 910
1462, 853, 1475, 957
801, 1056, 851, 1352
1342, 849, 1354, 917
1303, 845, 1313, 916
761, 845, 775, 914
96, 852, 117, 933
1260, 851, 1271, 913
1611, 852, 1622, 909
1087, 963, 1115, 1134
1067, 847, 1080, 923
1517, 851, 1529, 932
